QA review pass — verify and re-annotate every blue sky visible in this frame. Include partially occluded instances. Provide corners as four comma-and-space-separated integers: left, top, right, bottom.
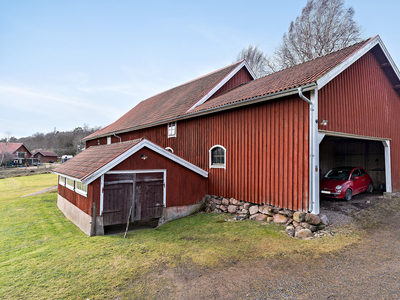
1, 0, 399, 138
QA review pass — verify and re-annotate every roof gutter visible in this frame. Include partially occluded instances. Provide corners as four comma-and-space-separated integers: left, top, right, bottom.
298, 87, 315, 214
83, 83, 318, 142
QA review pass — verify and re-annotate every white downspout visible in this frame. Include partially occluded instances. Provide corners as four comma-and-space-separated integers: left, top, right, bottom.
113, 133, 122, 143
298, 87, 315, 213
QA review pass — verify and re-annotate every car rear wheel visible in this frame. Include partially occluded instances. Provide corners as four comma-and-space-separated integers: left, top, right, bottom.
344, 189, 352, 201
367, 183, 373, 193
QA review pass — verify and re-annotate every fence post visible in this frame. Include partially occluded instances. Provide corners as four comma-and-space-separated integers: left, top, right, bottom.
91, 202, 96, 236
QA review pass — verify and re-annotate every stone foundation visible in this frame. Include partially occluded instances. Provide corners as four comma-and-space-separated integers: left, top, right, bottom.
205, 195, 331, 239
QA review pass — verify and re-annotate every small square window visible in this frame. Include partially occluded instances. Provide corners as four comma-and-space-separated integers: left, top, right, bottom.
59, 176, 66, 186
107, 136, 111, 144
167, 122, 177, 138
75, 181, 88, 197
66, 178, 75, 190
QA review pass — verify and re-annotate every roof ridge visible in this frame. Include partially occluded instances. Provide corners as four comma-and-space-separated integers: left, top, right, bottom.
87, 138, 143, 149
257, 37, 373, 79
144, 60, 244, 99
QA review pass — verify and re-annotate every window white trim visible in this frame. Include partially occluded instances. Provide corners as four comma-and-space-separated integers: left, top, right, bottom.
59, 175, 66, 186
66, 178, 75, 190
167, 122, 177, 138
75, 181, 88, 197
209, 145, 226, 169
107, 136, 111, 144
165, 147, 174, 153
16, 152, 26, 158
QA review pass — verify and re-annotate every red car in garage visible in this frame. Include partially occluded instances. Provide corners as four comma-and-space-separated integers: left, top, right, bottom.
320, 166, 373, 201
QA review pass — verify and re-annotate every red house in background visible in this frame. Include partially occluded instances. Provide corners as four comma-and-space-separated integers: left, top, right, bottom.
54, 35, 400, 236
33, 150, 58, 163
0, 142, 34, 166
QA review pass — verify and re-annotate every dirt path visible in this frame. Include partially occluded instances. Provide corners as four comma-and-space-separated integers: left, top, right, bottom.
146, 194, 400, 299
21, 186, 57, 198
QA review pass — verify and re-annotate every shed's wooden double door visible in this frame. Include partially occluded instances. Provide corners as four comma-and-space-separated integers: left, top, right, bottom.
103, 173, 164, 226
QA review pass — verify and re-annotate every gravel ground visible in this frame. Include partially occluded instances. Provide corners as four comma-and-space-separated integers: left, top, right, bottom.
145, 192, 400, 299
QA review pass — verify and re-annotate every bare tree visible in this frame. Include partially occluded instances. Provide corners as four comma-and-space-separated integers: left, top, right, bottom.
236, 45, 271, 78
275, 0, 363, 69
0, 132, 11, 167
1, 151, 14, 166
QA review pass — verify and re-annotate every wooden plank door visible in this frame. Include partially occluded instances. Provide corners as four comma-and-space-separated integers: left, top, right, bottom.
103, 174, 134, 226
134, 173, 164, 220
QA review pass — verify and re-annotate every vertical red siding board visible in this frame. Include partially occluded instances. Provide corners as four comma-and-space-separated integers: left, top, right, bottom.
279, 100, 284, 207
275, 101, 280, 207
266, 103, 271, 204
261, 103, 265, 203
274, 101, 279, 206
253, 106, 259, 203
287, 97, 294, 209
293, 98, 299, 210
243, 108, 248, 201
283, 99, 288, 208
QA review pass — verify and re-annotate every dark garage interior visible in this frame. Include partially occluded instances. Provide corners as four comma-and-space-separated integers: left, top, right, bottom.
319, 136, 386, 192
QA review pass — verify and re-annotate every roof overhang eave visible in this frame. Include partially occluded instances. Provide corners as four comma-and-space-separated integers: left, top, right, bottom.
52, 171, 84, 183
56, 139, 208, 186
83, 83, 318, 142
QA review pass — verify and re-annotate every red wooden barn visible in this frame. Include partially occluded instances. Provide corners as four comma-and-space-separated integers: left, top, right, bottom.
54, 35, 400, 235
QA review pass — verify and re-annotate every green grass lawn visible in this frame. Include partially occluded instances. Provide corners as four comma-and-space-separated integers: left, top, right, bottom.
0, 174, 361, 299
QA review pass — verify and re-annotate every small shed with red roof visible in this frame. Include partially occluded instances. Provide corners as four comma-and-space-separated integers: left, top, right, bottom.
53, 138, 207, 235
33, 150, 58, 163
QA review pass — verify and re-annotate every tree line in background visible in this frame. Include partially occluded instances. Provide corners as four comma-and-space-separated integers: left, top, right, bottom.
237, 0, 363, 78
1, 124, 101, 157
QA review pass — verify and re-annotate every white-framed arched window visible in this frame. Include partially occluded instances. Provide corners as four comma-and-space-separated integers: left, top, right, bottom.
165, 147, 174, 153
209, 145, 226, 169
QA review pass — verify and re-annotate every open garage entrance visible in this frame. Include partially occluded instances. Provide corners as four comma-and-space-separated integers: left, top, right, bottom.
315, 133, 393, 217
319, 136, 387, 192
